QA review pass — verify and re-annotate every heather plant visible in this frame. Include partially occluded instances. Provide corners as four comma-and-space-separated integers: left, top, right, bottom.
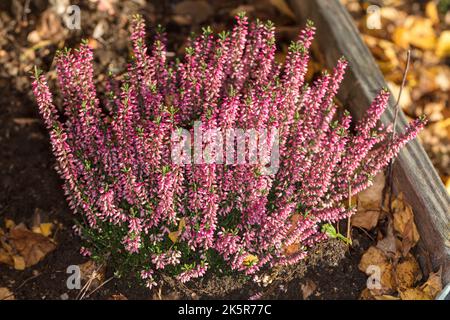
32, 14, 425, 288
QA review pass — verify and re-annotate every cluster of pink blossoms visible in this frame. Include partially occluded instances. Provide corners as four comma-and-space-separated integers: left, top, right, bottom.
32, 14, 425, 285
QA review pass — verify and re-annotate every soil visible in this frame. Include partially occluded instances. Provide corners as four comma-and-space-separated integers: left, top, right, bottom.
0, 0, 371, 300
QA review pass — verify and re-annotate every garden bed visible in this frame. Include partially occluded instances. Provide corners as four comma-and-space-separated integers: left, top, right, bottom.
0, 0, 448, 300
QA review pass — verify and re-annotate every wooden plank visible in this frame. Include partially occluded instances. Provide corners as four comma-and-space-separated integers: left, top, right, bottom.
288, 0, 450, 284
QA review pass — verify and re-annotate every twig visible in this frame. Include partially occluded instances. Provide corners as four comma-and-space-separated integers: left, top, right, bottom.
383, 50, 411, 213
1, 272, 43, 300
83, 276, 114, 299
346, 183, 352, 244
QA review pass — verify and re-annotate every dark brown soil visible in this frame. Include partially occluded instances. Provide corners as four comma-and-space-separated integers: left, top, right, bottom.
0, 0, 370, 300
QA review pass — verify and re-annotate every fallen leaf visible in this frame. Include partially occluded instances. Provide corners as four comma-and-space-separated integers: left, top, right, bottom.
403, 16, 436, 50
358, 246, 388, 273
39, 223, 53, 237
395, 254, 421, 289
376, 221, 398, 256
392, 197, 420, 255
243, 254, 259, 267
4, 219, 15, 230
109, 293, 128, 300
425, 1, 440, 25
357, 172, 385, 210
0, 287, 15, 300
399, 287, 432, 300
301, 279, 317, 300
78, 260, 106, 289
352, 172, 385, 230
168, 230, 181, 243
284, 243, 300, 256
436, 31, 450, 58
359, 288, 375, 300
352, 210, 380, 230
420, 269, 442, 298
13, 255, 26, 270
0, 248, 13, 266
9, 226, 57, 268
374, 294, 400, 300
392, 26, 410, 49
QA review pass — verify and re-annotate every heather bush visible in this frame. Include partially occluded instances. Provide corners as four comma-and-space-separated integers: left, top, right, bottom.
32, 14, 425, 288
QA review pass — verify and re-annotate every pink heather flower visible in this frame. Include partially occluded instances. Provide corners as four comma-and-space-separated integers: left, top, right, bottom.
32, 14, 425, 285
177, 263, 208, 283
141, 269, 157, 289
80, 246, 92, 257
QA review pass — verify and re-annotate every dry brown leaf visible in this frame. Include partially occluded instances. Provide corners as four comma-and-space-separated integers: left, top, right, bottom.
28, 9, 65, 44
352, 210, 380, 230
420, 269, 442, 298
0, 287, 15, 300
395, 254, 422, 289
368, 262, 397, 295
78, 260, 106, 289
392, 198, 420, 255
376, 222, 398, 256
374, 294, 400, 300
359, 288, 375, 300
358, 246, 388, 273
109, 293, 128, 300
301, 279, 317, 300
352, 172, 385, 229
284, 243, 300, 256
399, 287, 432, 300
0, 248, 13, 266
9, 226, 57, 268
357, 172, 385, 210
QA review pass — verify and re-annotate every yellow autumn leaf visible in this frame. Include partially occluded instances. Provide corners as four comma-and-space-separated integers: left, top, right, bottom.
243, 254, 259, 267
168, 218, 186, 243
39, 223, 53, 237
404, 16, 436, 50
425, 1, 439, 25
13, 255, 26, 271
4, 219, 15, 230
178, 217, 186, 231
392, 27, 410, 49
168, 230, 181, 243
436, 31, 450, 58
